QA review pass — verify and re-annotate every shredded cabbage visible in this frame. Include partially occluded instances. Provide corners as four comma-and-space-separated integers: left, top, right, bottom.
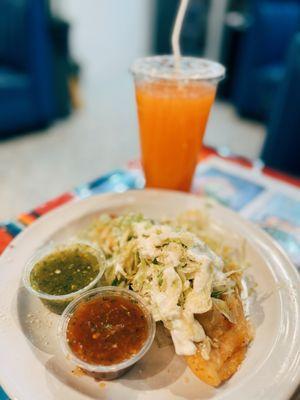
80, 210, 247, 358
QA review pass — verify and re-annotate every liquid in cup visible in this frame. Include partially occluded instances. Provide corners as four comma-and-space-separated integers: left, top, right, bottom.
132, 56, 225, 191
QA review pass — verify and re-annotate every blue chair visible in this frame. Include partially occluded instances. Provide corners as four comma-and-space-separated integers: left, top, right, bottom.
261, 33, 300, 176
232, 0, 300, 120
0, 386, 9, 400
0, 0, 55, 136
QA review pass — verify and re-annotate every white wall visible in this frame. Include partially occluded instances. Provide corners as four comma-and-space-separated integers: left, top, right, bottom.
51, 0, 154, 97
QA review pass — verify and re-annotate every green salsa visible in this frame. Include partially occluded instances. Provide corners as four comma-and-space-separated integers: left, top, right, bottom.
30, 244, 101, 296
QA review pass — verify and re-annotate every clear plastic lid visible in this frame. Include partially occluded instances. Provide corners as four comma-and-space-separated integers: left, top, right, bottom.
131, 55, 225, 82
58, 287, 156, 378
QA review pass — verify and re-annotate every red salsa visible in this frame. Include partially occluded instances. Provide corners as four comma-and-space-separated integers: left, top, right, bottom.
66, 295, 149, 366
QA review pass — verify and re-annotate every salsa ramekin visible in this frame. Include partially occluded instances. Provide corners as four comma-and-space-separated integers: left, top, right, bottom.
58, 286, 156, 380
23, 241, 106, 314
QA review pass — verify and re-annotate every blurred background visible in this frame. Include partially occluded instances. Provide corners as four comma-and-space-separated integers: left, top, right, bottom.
0, 0, 300, 219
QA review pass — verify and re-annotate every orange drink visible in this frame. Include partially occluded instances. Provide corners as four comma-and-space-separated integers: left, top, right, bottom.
132, 56, 225, 191
135, 80, 216, 191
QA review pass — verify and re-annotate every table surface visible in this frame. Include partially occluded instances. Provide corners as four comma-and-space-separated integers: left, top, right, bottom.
0, 147, 299, 400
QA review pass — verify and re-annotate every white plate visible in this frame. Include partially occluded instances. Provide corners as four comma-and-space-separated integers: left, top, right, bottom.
0, 190, 299, 400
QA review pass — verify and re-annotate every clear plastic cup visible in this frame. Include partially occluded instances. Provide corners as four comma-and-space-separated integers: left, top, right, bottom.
58, 287, 156, 380
131, 55, 225, 191
23, 241, 106, 314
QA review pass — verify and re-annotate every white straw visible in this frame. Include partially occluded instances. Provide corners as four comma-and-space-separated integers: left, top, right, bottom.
171, 0, 189, 71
